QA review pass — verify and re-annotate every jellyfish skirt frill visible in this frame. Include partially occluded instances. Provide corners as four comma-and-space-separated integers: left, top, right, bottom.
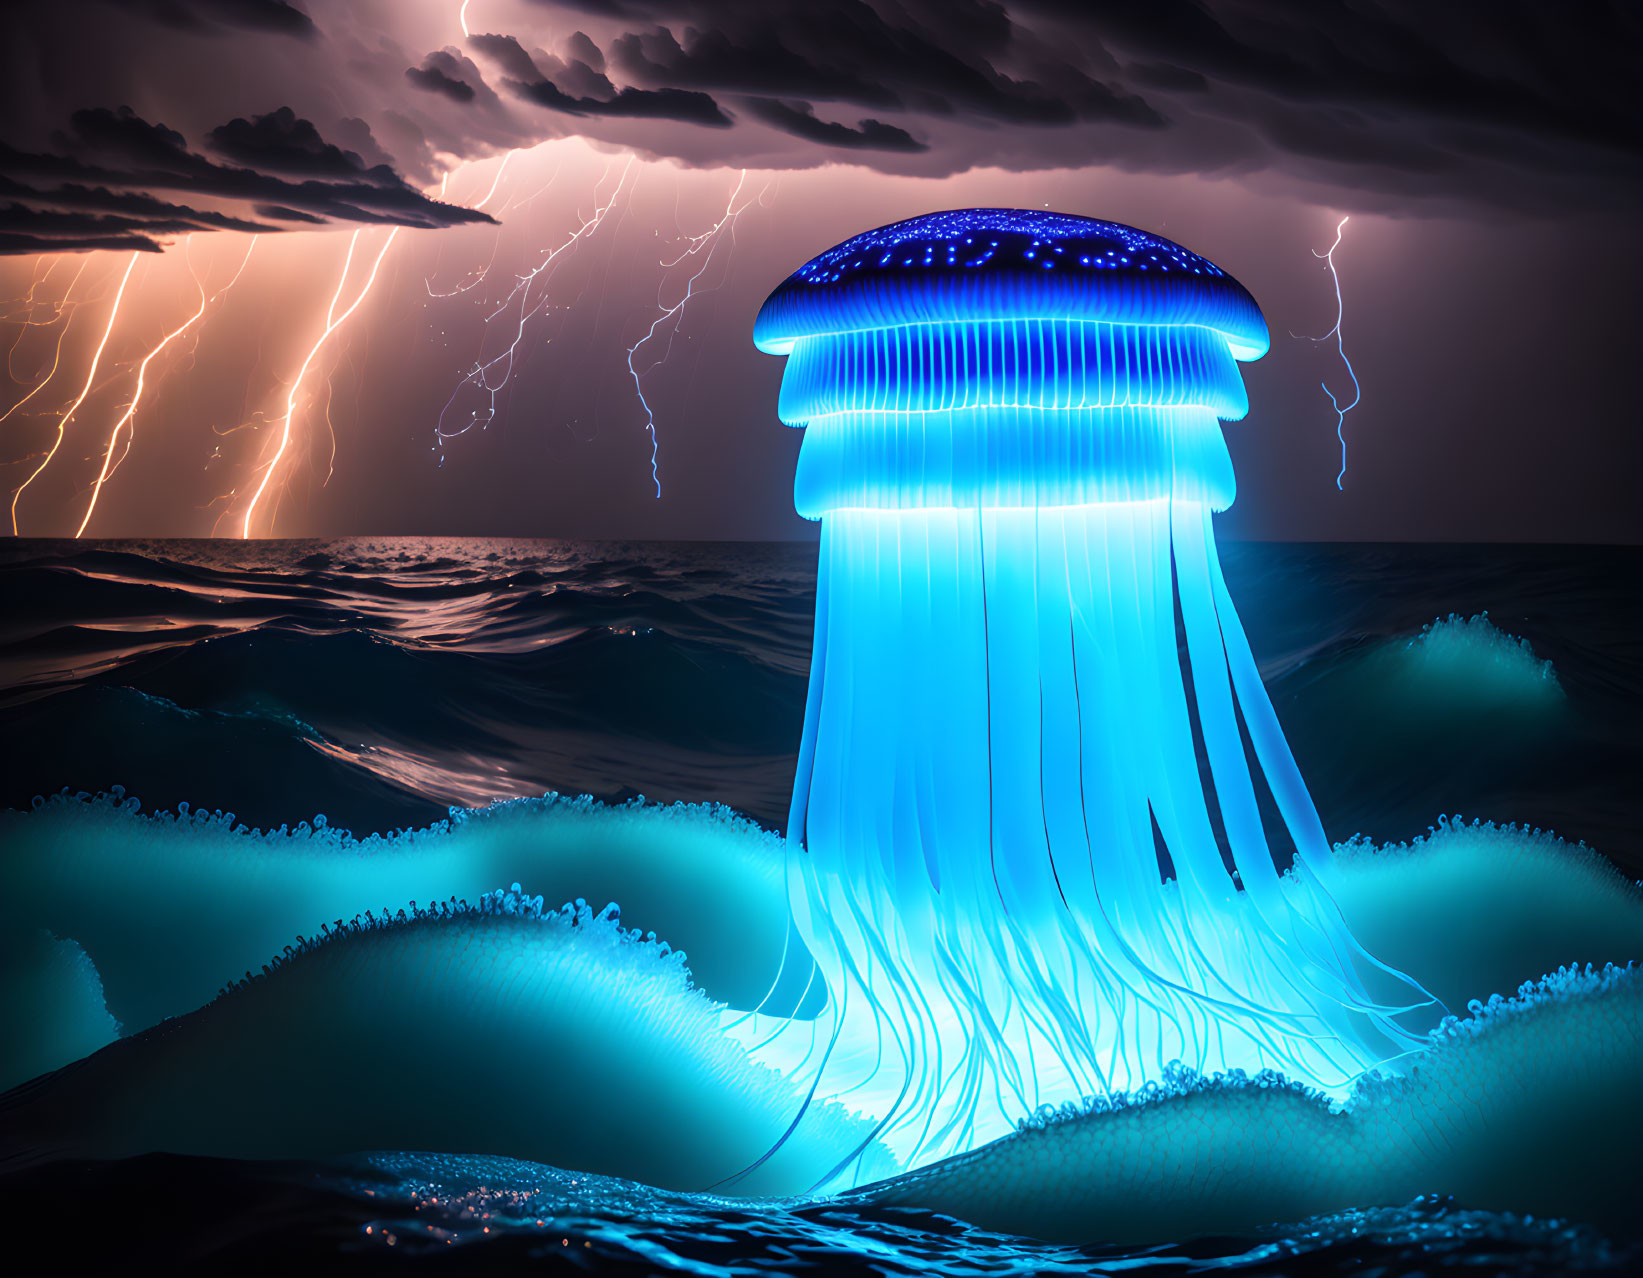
747, 212, 1430, 1174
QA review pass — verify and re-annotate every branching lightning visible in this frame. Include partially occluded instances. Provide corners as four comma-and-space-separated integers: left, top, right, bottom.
75, 236, 259, 538
626, 170, 757, 497
0, 257, 90, 430
433, 157, 633, 462
240, 226, 399, 539
9, 252, 138, 535
1297, 215, 1360, 490
3, 256, 77, 339
425, 153, 517, 301
3, 143, 773, 533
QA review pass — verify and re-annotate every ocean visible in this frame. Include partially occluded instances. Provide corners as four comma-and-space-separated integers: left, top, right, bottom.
1, 536, 1639, 1273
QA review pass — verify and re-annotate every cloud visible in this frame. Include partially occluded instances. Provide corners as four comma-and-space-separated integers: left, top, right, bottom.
510, 79, 732, 127
208, 108, 399, 182
604, 9, 1162, 127
62, 107, 199, 172
406, 58, 478, 104
561, 31, 606, 73
4, 180, 275, 232
110, 0, 316, 38
609, 26, 903, 111
252, 203, 327, 223
0, 106, 495, 254
6, 0, 1640, 232
743, 99, 926, 152
1020, 0, 1642, 154
490, 0, 1636, 213
466, 33, 548, 84
463, 29, 729, 125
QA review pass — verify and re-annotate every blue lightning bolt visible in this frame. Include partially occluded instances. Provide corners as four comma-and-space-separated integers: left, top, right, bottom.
1298, 215, 1360, 490
626, 170, 757, 497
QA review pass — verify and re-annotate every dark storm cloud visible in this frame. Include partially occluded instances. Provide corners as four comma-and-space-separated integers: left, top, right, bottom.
1021, 0, 1642, 155
561, 32, 607, 73
0, 231, 162, 254
513, 77, 731, 127
110, 0, 315, 38
0, 180, 274, 233
0, 106, 494, 254
466, 31, 731, 127
0, 203, 198, 253
406, 57, 478, 104
743, 100, 926, 153
608, 26, 904, 111
252, 203, 327, 224
3, 0, 1638, 242
506, 0, 1640, 213
64, 108, 199, 172
605, 11, 1163, 127
208, 108, 401, 182
466, 34, 551, 85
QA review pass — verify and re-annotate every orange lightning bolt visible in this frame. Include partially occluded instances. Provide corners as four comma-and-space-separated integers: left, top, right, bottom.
75, 236, 260, 538
1, 257, 90, 429
10, 252, 138, 535
240, 226, 399, 539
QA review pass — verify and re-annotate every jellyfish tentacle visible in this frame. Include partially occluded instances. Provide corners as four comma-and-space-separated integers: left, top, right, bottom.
1199, 508, 1438, 1027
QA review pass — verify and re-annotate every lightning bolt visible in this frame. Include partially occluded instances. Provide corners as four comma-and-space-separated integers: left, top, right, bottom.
3, 256, 72, 334
434, 157, 633, 461
75, 235, 259, 538
626, 169, 756, 497
459, 0, 472, 37
0, 257, 90, 428
425, 152, 515, 300
10, 252, 138, 535
240, 226, 399, 539
1297, 215, 1360, 490
0, 256, 50, 320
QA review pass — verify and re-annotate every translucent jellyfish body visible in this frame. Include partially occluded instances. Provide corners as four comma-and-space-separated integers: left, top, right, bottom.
750, 209, 1428, 1175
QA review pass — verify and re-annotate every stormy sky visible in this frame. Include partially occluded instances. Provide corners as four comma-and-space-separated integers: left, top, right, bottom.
1, 0, 1638, 542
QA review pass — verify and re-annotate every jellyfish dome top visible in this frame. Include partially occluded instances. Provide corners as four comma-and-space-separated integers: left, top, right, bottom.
750, 209, 1428, 1174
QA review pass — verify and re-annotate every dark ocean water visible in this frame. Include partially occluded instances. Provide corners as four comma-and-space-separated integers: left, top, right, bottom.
2, 537, 1637, 867
1, 536, 1639, 1274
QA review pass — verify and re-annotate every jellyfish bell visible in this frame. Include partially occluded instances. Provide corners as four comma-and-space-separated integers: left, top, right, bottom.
749, 208, 1429, 1175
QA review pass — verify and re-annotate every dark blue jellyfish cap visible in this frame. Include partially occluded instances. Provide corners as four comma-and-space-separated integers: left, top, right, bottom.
754, 208, 1269, 361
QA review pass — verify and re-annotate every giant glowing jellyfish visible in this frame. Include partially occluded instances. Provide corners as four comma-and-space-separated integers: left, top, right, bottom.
750, 209, 1429, 1171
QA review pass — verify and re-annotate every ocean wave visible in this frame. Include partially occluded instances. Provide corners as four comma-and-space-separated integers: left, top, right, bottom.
3, 539, 1638, 862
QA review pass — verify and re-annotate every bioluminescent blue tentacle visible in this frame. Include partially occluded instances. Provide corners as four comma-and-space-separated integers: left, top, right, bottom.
801, 889, 930, 1182
1169, 502, 1397, 1040
712, 893, 889, 1193
785, 520, 831, 853
1197, 508, 1439, 1024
